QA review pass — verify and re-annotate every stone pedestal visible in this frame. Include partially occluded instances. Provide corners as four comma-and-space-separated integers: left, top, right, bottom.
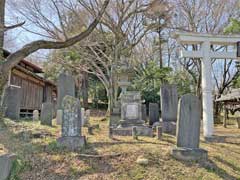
171, 147, 208, 161
57, 136, 86, 151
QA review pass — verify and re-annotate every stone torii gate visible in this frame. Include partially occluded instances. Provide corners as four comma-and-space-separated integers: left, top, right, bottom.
175, 32, 240, 138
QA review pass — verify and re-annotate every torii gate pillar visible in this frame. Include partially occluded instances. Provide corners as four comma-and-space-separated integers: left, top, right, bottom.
175, 32, 240, 138
202, 41, 213, 137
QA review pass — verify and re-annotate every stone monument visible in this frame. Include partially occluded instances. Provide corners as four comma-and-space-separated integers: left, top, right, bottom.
149, 103, 159, 126
57, 73, 75, 109
57, 95, 85, 150
33, 110, 39, 121
160, 84, 178, 134
171, 94, 208, 161
40, 103, 53, 126
3, 85, 22, 120
56, 109, 63, 125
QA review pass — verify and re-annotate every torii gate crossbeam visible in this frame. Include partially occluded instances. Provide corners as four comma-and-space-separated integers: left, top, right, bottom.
175, 32, 240, 138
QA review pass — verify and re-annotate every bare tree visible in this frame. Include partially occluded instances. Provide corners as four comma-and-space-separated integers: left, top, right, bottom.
0, 0, 110, 119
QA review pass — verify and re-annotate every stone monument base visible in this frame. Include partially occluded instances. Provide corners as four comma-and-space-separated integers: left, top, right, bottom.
119, 119, 145, 127
57, 136, 86, 150
171, 147, 208, 161
0, 153, 16, 180
162, 122, 176, 135
111, 126, 153, 137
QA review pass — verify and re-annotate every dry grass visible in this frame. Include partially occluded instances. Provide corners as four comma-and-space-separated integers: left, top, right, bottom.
0, 117, 240, 180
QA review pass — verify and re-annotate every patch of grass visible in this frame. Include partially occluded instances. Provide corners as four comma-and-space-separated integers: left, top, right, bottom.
8, 157, 31, 180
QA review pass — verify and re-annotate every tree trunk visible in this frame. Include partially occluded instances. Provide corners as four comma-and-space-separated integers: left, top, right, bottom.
82, 72, 89, 109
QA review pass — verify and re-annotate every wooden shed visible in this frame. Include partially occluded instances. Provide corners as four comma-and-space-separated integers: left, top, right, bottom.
4, 50, 57, 117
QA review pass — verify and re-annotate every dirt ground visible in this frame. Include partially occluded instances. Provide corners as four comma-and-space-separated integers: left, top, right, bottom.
0, 117, 240, 180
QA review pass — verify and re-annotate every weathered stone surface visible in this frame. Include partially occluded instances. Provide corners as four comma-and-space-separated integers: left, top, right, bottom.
3, 85, 22, 120
61, 96, 82, 137
112, 126, 153, 137
136, 156, 149, 165
40, 103, 53, 126
141, 104, 147, 122
56, 109, 63, 125
81, 108, 85, 126
120, 91, 143, 126
57, 95, 85, 149
176, 94, 201, 148
171, 94, 208, 161
162, 121, 176, 135
149, 103, 159, 126
0, 154, 16, 180
157, 126, 162, 140
171, 147, 208, 161
57, 136, 86, 150
33, 110, 39, 121
57, 73, 75, 109
160, 84, 178, 122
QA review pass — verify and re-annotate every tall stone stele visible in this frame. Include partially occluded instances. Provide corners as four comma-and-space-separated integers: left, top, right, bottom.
160, 84, 178, 134
40, 103, 53, 126
3, 85, 22, 120
57, 73, 75, 110
149, 103, 159, 126
57, 95, 85, 150
171, 94, 208, 161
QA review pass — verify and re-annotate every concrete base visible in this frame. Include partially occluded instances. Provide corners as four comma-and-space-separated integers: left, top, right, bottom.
162, 122, 176, 135
119, 120, 145, 127
171, 147, 208, 161
111, 126, 153, 137
57, 136, 86, 150
0, 153, 16, 180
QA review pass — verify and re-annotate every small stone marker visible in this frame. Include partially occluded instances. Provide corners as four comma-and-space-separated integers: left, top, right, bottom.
142, 104, 147, 122
149, 103, 159, 126
56, 109, 63, 125
160, 84, 178, 134
33, 110, 39, 121
171, 94, 208, 161
57, 73, 75, 109
136, 156, 149, 165
57, 95, 85, 150
3, 85, 22, 120
157, 126, 162, 140
40, 103, 53, 126
132, 126, 138, 140
81, 108, 85, 126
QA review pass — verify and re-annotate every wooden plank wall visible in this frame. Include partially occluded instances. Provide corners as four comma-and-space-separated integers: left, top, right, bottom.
11, 71, 44, 110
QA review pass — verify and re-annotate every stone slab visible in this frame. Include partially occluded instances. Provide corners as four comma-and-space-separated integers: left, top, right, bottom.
171, 147, 208, 161
0, 153, 16, 180
57, 136, 86, 150
112, 126, 153, 137
40, 103, 53, 126
56, 109, 63, 125
149, 103, 159, 126
33, 110, 39, 121
160, 84, 178, 122
61, 96, 82, 137
176, 94, 201, 148
57, 73, 75, 109
162, 121, 176, 135
142, 104, 147, 122
3, 85, 22, 120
